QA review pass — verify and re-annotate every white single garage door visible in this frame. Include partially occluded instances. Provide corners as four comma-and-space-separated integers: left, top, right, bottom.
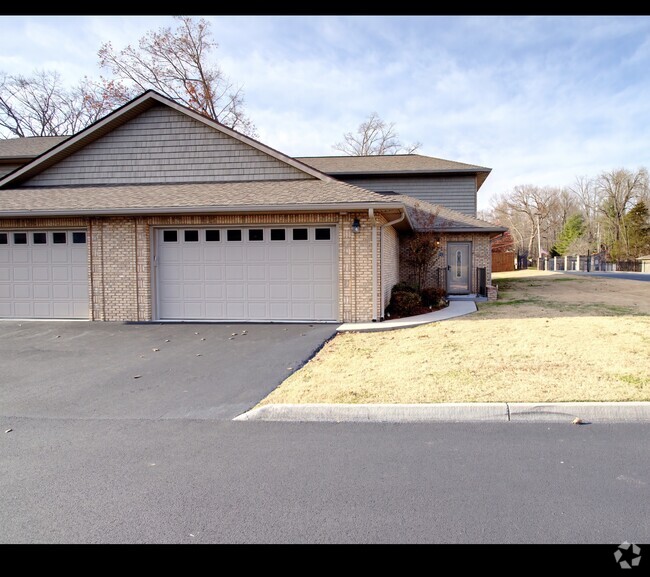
156, 226, 338, 321
0, 230, 89, 319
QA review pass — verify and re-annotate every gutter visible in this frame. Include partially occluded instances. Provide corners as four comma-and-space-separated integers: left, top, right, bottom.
379, 209, 407, 320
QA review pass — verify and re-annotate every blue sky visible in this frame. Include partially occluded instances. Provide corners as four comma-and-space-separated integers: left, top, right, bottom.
1, 15, 649, 210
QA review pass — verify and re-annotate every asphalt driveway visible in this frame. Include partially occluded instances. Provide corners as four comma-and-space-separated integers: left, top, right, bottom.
0, 321, 336, 420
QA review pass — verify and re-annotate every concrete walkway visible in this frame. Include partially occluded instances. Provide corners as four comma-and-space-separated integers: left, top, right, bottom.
235, 402, 650, 423
337, 300, 477, 332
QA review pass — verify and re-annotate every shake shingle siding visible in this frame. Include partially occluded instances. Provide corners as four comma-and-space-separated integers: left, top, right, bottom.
338, 175, 478, 217
24, 105, 312, 186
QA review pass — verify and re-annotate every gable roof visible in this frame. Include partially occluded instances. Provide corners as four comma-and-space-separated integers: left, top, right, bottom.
0, 179, 408, 220
296, 154, 491, 190
395, 193, 506, 234
0, 90, 331, 188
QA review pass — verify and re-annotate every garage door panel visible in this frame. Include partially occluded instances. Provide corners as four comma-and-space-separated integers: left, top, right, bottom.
204, 265, 223, 281
13, 267, 30, 281
268, 245, 289, 260
247, 264, 266, 281
156, 227, 337, 321
160, 266, 181, 281
269, 265, 288, 281
226, 302, 245, 318
291, 245, 310, 260
71, 249, 87, 264
291, 302, 311, 319
33, 302, 51, 317
33, 285, 51, 299
72, 284, 88, 300
14, 302, 33, 317
225, 265, 244, 280
292, 284, 311, 299
205, 302, 224, 317
14, 284, 32, 299
12, 250, 29, 263
183, 302, 203, 318
0, 284, 10, 298
226, 284, 245, 299
204, 284, 224, 299
313, 264, 334, 281
314, 284, 333, 299
0, 252, 8, 264
247, 302, 267, 319
183, 284, 203, 299
313, 245, 334, 261
182, 265, 202, 281
182, 246, 201, 262
161, 283, 181, 299
52, 267, 71, 281
248, 284, 266, 299
225, 245, 244, 261
51, 248, 70, 263
270, 284, 289, 299
53, 285, 71, 299
291, 264, 310, 281
32, 267, 51, 281
32, 249, 50, 263
71, 266, 87, 281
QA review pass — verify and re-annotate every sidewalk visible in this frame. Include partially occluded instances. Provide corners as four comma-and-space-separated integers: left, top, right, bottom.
337, 300, 477, 332
235, 402, 650, 423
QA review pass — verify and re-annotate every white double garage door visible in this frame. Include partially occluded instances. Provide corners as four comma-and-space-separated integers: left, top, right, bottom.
0, 225, 338, 321
156, 226, 338, 321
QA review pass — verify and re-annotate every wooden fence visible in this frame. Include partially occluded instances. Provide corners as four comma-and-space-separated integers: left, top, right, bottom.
492, 252, 515, 272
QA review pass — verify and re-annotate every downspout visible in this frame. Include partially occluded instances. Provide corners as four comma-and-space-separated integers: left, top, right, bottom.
379, 209, 406, 321
369, 208, 377, 321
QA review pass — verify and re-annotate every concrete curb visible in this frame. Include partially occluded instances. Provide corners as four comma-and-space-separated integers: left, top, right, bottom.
234, 402, 650, 423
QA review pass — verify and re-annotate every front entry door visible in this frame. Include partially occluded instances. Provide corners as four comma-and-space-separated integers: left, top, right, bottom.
447, 242, 471, 294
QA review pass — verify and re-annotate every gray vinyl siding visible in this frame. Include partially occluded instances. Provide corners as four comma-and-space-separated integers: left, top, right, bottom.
340, 175, 477, 216
25, 105, 313, 186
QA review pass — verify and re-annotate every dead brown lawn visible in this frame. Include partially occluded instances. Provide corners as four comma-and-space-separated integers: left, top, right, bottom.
260, 270, 650, 404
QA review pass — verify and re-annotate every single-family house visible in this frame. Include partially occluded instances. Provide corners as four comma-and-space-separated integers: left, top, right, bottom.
0, 90, 505, 323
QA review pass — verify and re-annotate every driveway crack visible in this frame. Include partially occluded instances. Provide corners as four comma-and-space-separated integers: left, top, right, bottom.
506, 402, 511, 422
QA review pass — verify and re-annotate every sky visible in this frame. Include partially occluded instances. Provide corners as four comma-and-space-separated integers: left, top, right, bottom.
1, 15, 649, 210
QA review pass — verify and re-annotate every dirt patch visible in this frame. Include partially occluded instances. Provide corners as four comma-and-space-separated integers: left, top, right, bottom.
260, 270, 650, 404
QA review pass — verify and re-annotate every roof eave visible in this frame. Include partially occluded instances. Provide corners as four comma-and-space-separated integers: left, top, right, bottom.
0, 201, 405, 218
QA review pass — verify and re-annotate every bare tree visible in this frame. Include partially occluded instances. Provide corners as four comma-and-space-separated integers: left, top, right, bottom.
98, 16, 256, 136
1, 70, 74, 137
333, 111, 421, 155
595, 167, 649, 258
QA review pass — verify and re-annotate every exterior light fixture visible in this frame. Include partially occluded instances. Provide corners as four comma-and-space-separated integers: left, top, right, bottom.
352, 218, 361, 234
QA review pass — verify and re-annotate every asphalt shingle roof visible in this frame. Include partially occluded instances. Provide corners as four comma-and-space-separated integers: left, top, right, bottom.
396, 194, 505, 232
0, 179, 401, 215
0, 136, 69, 159
296, 154, 490, 174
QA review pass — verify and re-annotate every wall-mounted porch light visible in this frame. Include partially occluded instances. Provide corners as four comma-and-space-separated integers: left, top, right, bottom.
351, 218, 361, 234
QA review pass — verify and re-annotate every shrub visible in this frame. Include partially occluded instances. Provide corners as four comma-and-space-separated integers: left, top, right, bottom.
391, 281, 418, 295
420, 286, 446, 307
388, 291, 422, 317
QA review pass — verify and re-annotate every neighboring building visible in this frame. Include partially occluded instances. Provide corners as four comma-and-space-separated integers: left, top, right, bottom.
0, 90, 504, 323
638, 255, 650, 273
